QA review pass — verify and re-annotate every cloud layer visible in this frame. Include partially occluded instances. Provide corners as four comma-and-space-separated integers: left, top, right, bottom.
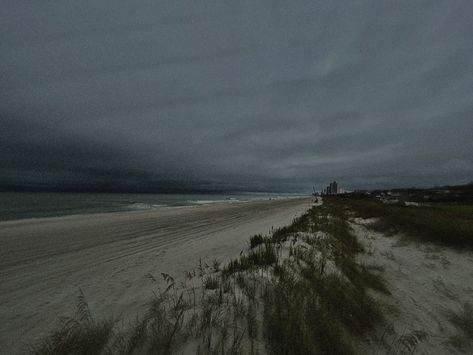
1, 1, 473, 192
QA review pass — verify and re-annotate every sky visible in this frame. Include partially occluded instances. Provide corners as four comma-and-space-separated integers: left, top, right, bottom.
1, 1, 473, 193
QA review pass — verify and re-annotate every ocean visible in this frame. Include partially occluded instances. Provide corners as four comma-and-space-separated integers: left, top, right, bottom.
0, 192, 305, 221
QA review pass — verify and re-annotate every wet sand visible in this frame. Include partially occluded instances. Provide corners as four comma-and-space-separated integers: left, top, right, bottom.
0, 197, 311, 354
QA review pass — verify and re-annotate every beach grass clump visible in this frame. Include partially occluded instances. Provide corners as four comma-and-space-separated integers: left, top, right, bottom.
141, 292, 190, 354
261, 261, 382, 354
263, 274, 348, 355
270, 212, 312, 243
30, 290, 115, 355
31, 317, 115, 355
222, 242, 278, 276
249, 233, 265, 249
203, 275, 220, 290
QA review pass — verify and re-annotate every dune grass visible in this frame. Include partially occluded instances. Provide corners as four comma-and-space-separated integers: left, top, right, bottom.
31, 290, 116, 355
248, 234, 266, 249
447, 302, 473, 350
222, 241, 277, 276
30, 199, 388, 355
330, 195, 473, 249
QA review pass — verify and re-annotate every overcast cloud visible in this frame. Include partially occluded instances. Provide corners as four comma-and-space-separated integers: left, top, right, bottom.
1, 1, 473, 192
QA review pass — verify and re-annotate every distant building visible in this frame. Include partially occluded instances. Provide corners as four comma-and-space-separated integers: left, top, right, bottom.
322, 181, 339, 195
330, 181, 338, 194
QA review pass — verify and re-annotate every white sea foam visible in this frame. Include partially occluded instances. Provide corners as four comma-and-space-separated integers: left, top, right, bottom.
129, 203, 166, 209
188, 200, 228, 205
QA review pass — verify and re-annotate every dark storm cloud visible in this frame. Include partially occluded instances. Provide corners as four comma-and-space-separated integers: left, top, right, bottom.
1, 0, 473, 192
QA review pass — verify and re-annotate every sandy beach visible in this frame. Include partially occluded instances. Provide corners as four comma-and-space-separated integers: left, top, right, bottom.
0, 197, 312, 354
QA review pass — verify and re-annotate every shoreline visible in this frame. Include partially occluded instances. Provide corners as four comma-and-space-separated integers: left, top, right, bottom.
0, 195, 308, 226
0, 192, 308, 223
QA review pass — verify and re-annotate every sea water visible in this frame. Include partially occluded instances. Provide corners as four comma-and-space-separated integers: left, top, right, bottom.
0, 192, 304, 221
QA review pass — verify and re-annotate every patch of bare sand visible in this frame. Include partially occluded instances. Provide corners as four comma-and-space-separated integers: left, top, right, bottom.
352, 219, 473, 354
0, 197, 312, 355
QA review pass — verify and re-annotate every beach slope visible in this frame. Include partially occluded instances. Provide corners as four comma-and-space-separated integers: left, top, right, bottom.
0, 197, 311, 354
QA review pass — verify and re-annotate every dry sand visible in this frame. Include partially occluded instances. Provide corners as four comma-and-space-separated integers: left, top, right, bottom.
0, 197, 312, 354
353, 219, 473, 354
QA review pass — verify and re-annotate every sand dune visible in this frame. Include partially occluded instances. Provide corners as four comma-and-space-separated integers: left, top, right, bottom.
0, 197, 311, 354
353, 219, 473, 354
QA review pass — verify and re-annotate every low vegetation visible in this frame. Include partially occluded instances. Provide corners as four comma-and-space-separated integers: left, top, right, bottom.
331, 193, 473, 249
248, 234, 265, 249
447, 302, 473, 350
31, 199, 389, 355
